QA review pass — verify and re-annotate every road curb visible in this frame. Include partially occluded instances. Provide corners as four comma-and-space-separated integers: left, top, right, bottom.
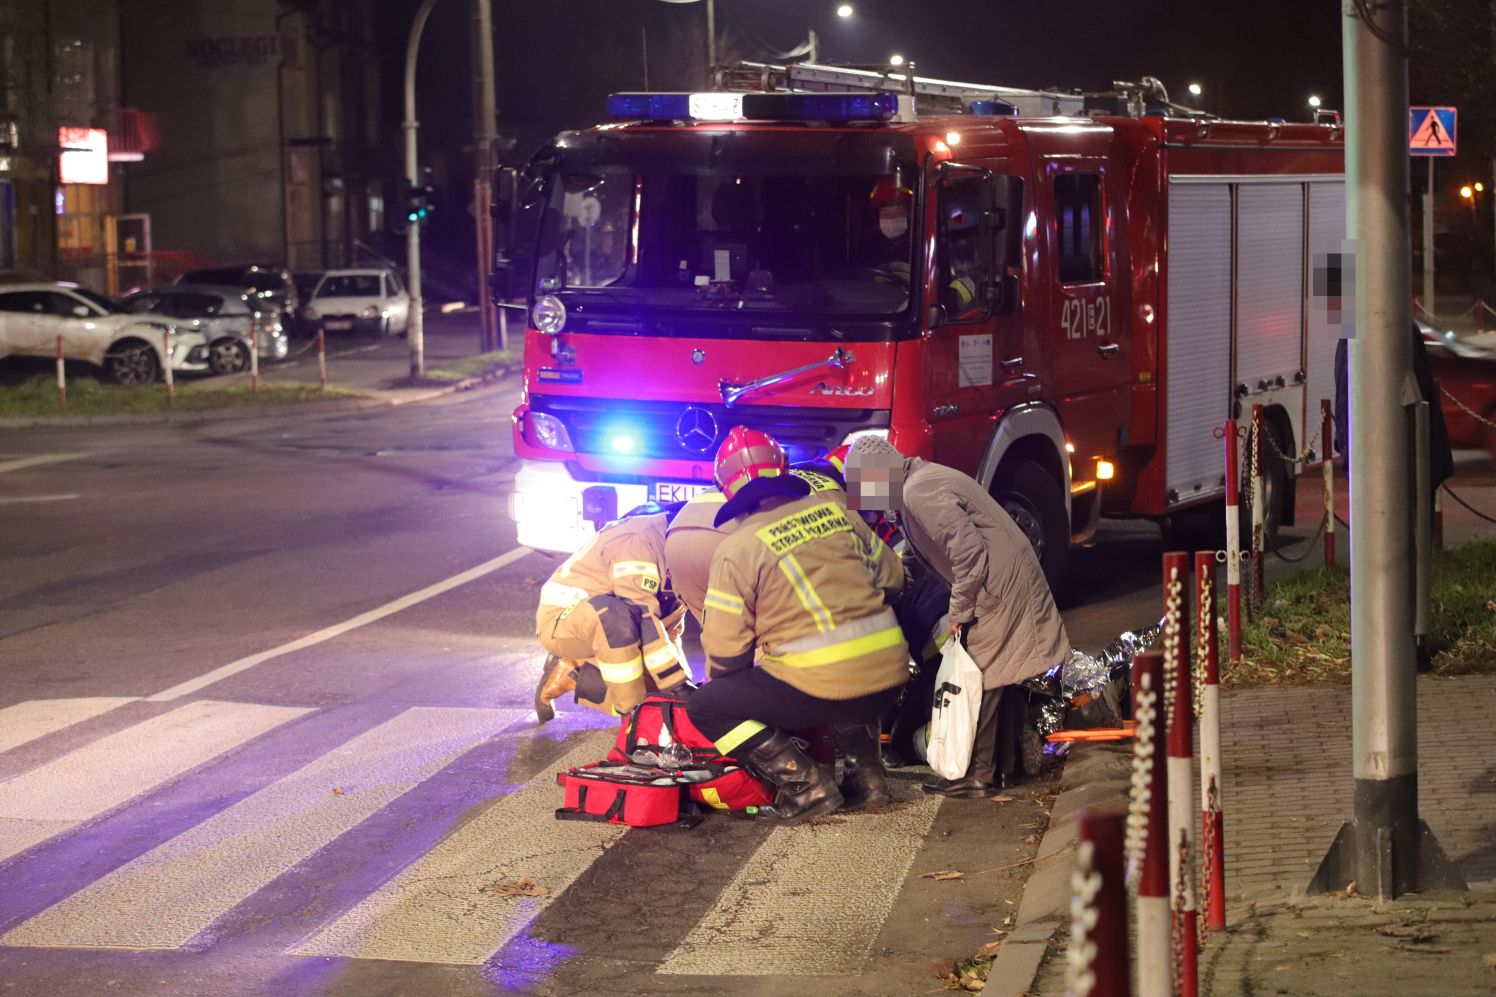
0, 365, 514, 431
984, 742, 1132, 996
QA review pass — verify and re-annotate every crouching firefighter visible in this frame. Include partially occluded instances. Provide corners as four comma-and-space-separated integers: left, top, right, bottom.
534, 509, 688, 722
686, 427, 910, 824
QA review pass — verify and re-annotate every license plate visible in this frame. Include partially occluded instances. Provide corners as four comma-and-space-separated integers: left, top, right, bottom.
325, 320, 353, 330
652, 481, 713, 503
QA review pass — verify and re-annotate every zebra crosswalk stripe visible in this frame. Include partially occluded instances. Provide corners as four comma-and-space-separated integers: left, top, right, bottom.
1, 706, 524, 951
0, 698, 136, 755
0, 699, 308, 866
290, 729, 621, 965
657, 778, 942, 976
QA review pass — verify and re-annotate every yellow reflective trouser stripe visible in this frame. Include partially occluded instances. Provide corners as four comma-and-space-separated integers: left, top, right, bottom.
643, 642, 678, 670
778, 554, 833, 633
776, 624, 905, 668
704, 588, 745, 615
539, 580, 589, 607
612, 561, 661, 581
700, 787, 729, 810
715, 719, 766, 755
597, 656, 645, 683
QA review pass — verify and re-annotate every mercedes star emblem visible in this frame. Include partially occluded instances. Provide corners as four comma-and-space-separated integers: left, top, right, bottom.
691, 348, 706, 365
674, 406, 720, 456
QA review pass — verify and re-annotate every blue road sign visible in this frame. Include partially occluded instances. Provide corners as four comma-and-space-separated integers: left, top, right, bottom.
1409, 106, 1457, 156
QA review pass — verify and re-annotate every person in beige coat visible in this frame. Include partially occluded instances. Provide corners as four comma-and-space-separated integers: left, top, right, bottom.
843, 435, 1069, 797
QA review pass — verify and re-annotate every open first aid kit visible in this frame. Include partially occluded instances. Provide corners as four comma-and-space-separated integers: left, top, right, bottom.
556, 694, 772, 827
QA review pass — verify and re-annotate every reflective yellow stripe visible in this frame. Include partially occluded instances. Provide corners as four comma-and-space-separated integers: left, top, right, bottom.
776, 624, 905, 669
704, 588, 745, 616
597, 656, 645, 683
778, 554, 832, 633
612, 561, 661, 581
700, 787, 729, 810
715, 719, 766, 755
539, 580, 589, 608
790, 469, 841, 493
643, 643, 679, 670
754, 501, 853, 557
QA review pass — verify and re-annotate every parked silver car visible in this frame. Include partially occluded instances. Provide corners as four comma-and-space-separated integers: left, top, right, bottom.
175, 264, 299, 325
122, 286, 289, 375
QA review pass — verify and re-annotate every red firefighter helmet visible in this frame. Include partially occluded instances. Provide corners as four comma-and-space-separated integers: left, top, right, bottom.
714, 426, 788, 499
825, 443, 852, 475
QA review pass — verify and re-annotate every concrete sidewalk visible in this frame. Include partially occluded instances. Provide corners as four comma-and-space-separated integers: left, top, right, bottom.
1030, 675, 1496, 995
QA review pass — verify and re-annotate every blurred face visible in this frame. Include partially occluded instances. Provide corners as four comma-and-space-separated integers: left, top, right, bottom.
1311, 248, 1354, 336
846, 452, 904, 511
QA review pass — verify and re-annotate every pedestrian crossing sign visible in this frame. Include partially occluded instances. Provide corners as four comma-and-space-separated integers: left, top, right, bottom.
1409, 106, 1457, 156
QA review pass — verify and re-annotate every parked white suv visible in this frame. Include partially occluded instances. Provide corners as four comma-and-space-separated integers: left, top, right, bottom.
0, 282, 209, 384
301, 268, 411, 338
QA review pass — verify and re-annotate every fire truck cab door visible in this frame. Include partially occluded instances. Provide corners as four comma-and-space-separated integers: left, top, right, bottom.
924, 165, 1028, 475
1040, 154, 1129, 473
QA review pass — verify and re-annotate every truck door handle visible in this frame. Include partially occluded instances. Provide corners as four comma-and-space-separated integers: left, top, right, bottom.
1001, 356, 1024, 369
1097, 343, 1121, 357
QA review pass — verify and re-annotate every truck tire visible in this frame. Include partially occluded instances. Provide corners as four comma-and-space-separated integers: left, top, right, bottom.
1257, 420, 1290, 548
991, 457, 1071, 595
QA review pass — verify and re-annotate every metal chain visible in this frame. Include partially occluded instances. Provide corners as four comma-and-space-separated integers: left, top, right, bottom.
1443, 483, 1496, 525
1201, 778, 1219, 934
1441, 383, 1496, 431
1065, 840, 1101, 997
1162, 569, 1183, 723
1260, 416, 1323, 466
1124, 673, 1157, 888
1269, 515, 1328, 564
1171, 827, 1191, 992
1246, 422, 1262, 618
1193, 570, 1212, 719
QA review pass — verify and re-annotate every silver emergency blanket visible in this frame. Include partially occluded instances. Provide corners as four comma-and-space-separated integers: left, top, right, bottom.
1029, 618, 1165, 736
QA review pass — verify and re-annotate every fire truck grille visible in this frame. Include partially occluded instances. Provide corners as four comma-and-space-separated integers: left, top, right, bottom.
530, 396, 889, 465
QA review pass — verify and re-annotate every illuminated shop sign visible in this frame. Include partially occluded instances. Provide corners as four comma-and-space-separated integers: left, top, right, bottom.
58, 127, 108, 185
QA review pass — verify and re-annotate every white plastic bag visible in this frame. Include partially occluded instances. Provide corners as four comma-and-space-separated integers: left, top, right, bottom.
925, 638, 983, 780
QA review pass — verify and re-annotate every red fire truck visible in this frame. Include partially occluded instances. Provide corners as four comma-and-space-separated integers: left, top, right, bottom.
496, 64, 1345, 590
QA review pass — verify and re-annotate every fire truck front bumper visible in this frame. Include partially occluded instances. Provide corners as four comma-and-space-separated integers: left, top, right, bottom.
509, 460, 653, 555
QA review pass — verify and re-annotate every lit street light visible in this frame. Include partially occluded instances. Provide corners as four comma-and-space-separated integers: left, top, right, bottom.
1461, 184, 1474, 199
889, 53, 905, 66
836, 3, 853, 16
1187, 82, 1203, 97
1308, 94, 1322, 109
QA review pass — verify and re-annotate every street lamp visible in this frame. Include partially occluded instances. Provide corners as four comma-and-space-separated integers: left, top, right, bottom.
1187, 82, 1203, 97
836, 3, 853, 16
889, 53, 905, 66
1308, 94, 1322, 109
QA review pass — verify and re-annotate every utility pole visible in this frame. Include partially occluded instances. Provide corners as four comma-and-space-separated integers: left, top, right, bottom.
1308, 0, 1464, 901
472, 0, 499, 352
1423, 159, 1435, 317
706, 0, 716, 82
403, 0, 439, 379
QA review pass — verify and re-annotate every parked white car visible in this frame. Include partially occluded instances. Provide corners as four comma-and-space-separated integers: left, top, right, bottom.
0, 283, 210, 385
301, 268, 410, 337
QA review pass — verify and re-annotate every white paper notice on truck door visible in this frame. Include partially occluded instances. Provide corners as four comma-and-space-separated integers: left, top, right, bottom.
958, 333, 993, 388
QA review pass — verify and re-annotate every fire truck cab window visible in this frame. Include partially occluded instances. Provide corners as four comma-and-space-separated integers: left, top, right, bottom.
555, 170, 632, 288
936, 176, 991, 321
1054, 172, 1104, 284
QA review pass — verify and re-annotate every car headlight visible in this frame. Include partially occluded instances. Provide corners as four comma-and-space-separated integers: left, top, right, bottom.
361, 305, 380, 318
532, 294, 566, 334
527, 411, 574, 452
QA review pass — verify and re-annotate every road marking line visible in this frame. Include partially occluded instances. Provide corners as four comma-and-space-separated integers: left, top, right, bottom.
0, 494, 81, 505
146, 546, 533, 702
0, 453, 89, 475
0, 700, 308, 866
0, 698, 137, 755
658, 780, 942, 976
290, 730, 620, 965
1, 706, 524, 951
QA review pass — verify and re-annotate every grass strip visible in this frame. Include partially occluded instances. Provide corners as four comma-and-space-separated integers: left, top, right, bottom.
416, 349, 519, 384
0, 374, 361, 417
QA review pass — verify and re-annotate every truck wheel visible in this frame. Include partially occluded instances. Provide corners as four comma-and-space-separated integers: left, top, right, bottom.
992, 457, 1071, 594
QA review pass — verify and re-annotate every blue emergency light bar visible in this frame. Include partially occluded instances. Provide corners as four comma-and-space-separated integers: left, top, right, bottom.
606, 91, 900, 123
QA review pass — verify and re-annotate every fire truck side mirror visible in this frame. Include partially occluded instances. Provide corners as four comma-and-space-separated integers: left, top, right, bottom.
991, 175, 1024, 269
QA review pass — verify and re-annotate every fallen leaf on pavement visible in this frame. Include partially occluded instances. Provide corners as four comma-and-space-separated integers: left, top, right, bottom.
481, 875, 548, 898
977, 940, 1002, 958
923, 870, 965, 881
331, 787, 345, 796
929, 958, 957, 980
1480, 952, 1496, 970
989, 795, 1015, 803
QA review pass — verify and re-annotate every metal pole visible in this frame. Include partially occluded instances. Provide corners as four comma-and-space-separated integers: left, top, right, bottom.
472, 0, 499, 353
706, 0, 716, 81
1414, 401, 1431, 652
1162, 552, 1197, 997
1308, 0, 1465, 901
1069, 803, 1132, 997
317, 329, 327, 389
1223, 418, 1243, 663
1195, 550, 1226, 933
403, 0, 439, 380
1129, 650, 1170, 997
162, 330, 174, 404
55, 335, 66, 410
1423, 157, 1435, 318
249, 321, 260, 394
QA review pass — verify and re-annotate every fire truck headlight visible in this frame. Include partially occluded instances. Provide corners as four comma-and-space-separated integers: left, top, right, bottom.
532, 295, 567, 334
529, 411, 574, 452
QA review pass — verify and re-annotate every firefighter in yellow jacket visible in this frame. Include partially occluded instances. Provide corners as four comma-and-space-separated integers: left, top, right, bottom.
533, 511, 688, 722
686, 427, 909, 824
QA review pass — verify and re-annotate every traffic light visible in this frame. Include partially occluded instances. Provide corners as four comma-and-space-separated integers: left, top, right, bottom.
405, 181, 435, 224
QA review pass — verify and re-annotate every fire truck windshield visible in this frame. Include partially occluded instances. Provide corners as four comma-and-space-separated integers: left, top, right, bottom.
521, 130, 920, 326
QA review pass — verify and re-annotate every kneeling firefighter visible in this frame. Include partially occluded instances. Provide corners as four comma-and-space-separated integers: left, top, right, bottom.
686, 427, 909, 824
534, 510, 688, 721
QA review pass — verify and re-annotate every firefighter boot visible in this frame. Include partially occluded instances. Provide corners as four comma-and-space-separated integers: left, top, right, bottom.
745, 730, 844, 825
831, 720, 893, 811
534, 655, 579, 723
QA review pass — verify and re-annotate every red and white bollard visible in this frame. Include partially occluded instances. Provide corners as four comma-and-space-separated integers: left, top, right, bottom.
317, 329, 328, 389
1195, 551, 1227, 932
1128, 650, 1170, 997
1223, 419, 1243, 663
1068, 802, 1132, 997
1322, 399, 1336, 567
55, 335, 66, 409
1250, 404, 1266, 605
162, 329, 174, 403
1162, 553, 1198, 996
